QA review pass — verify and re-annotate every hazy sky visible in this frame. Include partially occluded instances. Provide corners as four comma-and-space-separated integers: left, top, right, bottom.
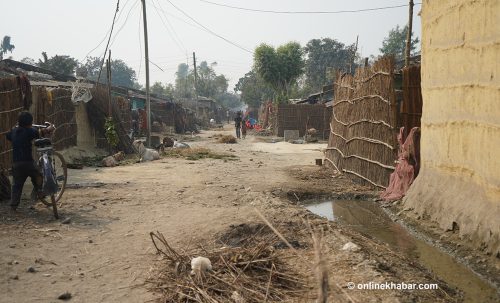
1, 0, 421, 90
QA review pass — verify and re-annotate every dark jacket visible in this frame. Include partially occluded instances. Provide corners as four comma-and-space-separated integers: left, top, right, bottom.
6, 126, 40, 163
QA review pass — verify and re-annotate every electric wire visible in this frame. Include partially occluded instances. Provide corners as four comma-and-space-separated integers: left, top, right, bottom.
154, 0, 187, 53
110, 0, 140, 48
150, 0, 187, 56
164, 0, 253, 54
97, 0, 121, 84
197, 0, 421, 14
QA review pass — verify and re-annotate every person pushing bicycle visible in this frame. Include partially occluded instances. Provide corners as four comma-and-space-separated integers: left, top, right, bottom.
6, 111, 55, 211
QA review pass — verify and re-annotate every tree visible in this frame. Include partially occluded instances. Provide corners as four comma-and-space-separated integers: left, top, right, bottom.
217, 92, 242, 110
254, 42, 304, 102
37, 52, 79, 76
0, 36, 15, 60
77, 56, 137, 87
195, 61, 229, 98
150, 81, 174, 98
379, 25, 420, 62
304, 38, 356, 93
235, 70, 274, 108
174, 63, 195, 98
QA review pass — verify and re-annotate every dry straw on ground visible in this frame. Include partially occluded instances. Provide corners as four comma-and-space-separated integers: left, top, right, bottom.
162, 147, 237, 161
217, 135, 237, 144
148, 224, 308, 303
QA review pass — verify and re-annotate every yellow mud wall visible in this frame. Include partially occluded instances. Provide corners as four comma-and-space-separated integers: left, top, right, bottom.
404, 0, 500, 255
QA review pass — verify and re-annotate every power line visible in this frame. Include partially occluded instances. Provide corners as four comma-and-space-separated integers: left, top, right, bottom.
197, 0, 421, 14
97, 0, 121, 84
164, 0, 253, 54
82, 0, 134, 62
150, 0, 186, 55
154, 0, 187, 52
110, 0, 140, 48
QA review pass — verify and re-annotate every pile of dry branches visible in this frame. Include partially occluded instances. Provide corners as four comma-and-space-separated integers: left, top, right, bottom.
148, 228, 308, 303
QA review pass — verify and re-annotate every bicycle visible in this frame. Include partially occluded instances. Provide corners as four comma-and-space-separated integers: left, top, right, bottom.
32, 123, 68, 219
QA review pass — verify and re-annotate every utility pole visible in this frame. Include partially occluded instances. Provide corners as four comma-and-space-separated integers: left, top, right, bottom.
349, 35, 359, 74
405, 0, 414, 67
106, 50, 112, 117
192, 52, 198, 99
141, 0, 151, 147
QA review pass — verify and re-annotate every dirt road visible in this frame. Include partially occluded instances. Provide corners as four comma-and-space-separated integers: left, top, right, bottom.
0, 127, 463, 302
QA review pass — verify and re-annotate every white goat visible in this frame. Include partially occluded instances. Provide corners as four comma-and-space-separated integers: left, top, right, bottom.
133, 140, 160, 162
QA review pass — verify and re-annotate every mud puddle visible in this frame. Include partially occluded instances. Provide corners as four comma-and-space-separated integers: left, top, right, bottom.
305, 199, 499, 303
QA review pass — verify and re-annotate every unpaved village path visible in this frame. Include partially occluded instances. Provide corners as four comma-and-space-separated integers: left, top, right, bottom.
0, 127, 464, 302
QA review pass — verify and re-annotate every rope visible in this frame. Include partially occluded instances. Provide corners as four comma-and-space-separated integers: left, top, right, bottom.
0, 88, 20, 94
325, 147, 395, 170
333, 94, 391, 106
332, 111, 392, 128
354, 71, 391, 83
0, 149, 12, 156
323, 157, 341, 172
334, 83, 355, 91
343, 169, 386, 189
0, 106, 24, 115
330, 126, 394, 149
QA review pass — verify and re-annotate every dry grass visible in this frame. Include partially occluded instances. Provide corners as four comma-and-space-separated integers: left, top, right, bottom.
162, 147, 238, 161
148, 226, 308, 303
217, 135, 237, 144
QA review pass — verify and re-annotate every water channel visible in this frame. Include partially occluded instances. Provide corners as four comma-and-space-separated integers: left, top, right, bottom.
305, 199, 499, 303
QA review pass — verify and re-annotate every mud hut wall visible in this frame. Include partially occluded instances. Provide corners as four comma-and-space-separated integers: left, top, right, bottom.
403, 0, 500, 255
276, 104, 332, 138
325, 57, 398, 188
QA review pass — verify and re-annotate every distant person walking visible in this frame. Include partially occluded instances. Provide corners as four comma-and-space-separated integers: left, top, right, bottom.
234, 112, 242, 139
226, 110, 230, 124
241, 118, 247, 139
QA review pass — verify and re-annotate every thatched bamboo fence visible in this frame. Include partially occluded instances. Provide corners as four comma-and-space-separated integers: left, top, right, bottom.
276, 104, 332, 139
325, 57, 398, 188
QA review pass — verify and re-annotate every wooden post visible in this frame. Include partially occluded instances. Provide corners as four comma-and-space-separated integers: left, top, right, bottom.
141, 0, 151, 147
106, 50, 112, 117
405, 0, 414, 67
349, 35, 359, 74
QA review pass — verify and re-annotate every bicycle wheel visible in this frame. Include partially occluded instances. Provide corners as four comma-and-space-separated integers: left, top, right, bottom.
40, 151, 67, 206
50, 194, 59, 219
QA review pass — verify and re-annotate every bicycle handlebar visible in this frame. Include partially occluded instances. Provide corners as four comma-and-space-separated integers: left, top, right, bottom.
33, 122, 54, 129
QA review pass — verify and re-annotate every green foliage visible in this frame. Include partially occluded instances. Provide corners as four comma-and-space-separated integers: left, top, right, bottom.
217, 92, 242, 109
304, 38, 355, 93
175, 63, 195, 98
235, 70, 273, 108
254, 42, 305, 103
104, 117, 119, 147
77, 56, 137, 87
37, 52, 78, 76
151, 81, 174, 99
379, 25, 420, 62
0, 36, 15, 60
195, 61, 229, 98
174, 61, 237, 108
